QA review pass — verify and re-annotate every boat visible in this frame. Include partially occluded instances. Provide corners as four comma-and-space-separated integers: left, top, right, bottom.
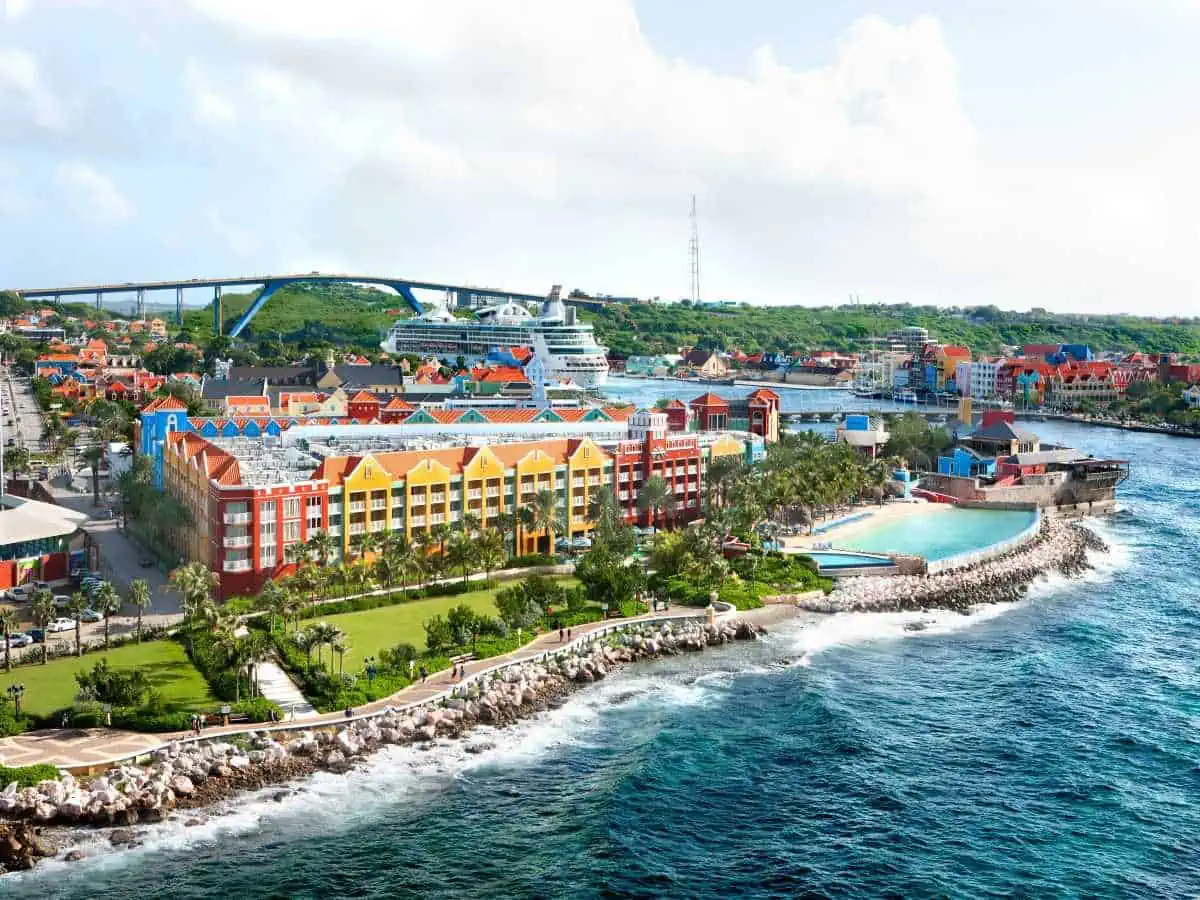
381, 286, 610, 387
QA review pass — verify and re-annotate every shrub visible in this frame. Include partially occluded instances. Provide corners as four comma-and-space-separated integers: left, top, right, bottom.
230, 697, 282, 722
0, 703, 30, 738
0, 763, 59, 788
74, 658, 151, 707
185, 630, 239, 700
379, 642, 419, 671
423, 615, 454, 653
508, 553, 556, 568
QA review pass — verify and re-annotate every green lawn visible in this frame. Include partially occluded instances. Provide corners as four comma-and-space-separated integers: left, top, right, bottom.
310, 579, 577, 671
0, 640, 215, 719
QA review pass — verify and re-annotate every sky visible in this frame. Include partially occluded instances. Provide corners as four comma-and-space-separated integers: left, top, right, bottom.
2, 0, 1200, 315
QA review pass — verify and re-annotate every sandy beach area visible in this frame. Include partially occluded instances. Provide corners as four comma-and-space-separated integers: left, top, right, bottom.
782, 501, 954, 550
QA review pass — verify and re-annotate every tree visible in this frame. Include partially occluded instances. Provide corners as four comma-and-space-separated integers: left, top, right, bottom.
306, 531, 338, 567
81, 444, 105, 507
575, 546, 646, 613
431, 522, 452, 559
333, 638, 350, 680
127, 579, 152, 643
393, 536, 423, 598
3, 446, 29, 475
0, 608, 16, 673
67, 592, 90, 656
30, 591, 56, 665
494, 511, 520, 558
477, 529, 507, 581
257, 580, 288, 632
446, 530, 476, 585
422, 615, 454, 653
637, 475, 676, 531
524, 489, 561, 555
170, 561, 219, 650
350, 530, 377, 563
93, 582, 122, 648
74, 658, 150, 707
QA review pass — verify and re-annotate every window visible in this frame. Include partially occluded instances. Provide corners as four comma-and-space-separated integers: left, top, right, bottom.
306, 495, 322, 509
283, 521, 301, 543
284, 497, 301, 519
260, 500, 275, 522
259, 543, 276, 568
260, 519, 276, 540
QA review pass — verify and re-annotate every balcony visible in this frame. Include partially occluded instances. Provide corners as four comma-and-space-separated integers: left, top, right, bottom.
468, 489, 482, 500
411, 516, 426, 527
223, 559, 251, 573
618, 472, 629, 482
589, 476, 601, 486
349, 501, 366, 513
687, 466, 698, 475
328, 503, 341, 515
431, 514, 445, 525
223, 511, 251, 525
486, 487, 500, 498
430, 493, 446, 505
371, 521, 386, 532
327, 526, 341, 537
223, 535, 251, 549
371, 500, 387, 511
349, 524, 365, 536
486, 505, 499, 516
572, 477, 584, 488
573, 496, 585, 506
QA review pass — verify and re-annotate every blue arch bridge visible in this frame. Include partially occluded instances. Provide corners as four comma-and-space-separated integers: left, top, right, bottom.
8, 273, 555, 338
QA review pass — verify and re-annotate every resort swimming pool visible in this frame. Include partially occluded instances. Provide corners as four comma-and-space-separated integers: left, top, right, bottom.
837, 507, 1039, 562
805, 551, 895, 569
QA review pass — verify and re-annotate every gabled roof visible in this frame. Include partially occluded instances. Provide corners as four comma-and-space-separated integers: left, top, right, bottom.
689, 392, 730, 408
347, 390, 379, 404
970, 420, 1038, 443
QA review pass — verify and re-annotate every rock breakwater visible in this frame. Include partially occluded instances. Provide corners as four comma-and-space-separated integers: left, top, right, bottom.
802, 518, 1107, 614
0, 617, 762, 871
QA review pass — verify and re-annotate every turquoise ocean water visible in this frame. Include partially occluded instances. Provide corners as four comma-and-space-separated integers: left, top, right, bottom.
7, 421, 1199, 898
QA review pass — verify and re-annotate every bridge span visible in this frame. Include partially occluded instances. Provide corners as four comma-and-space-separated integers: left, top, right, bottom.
8, 273, 553, 338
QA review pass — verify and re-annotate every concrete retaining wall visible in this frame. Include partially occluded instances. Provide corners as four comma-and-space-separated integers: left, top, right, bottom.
926, 509, 1042, 575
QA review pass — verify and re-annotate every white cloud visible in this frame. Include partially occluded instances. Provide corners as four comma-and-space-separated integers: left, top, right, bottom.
55, 162, 135, 224
0, 48, 62, 129
3, 0, 31, 21
184, 60, 236, 125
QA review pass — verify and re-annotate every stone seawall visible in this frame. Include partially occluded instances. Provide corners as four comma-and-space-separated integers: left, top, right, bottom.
0, 617, 764, 872
800, 517, 1107, 614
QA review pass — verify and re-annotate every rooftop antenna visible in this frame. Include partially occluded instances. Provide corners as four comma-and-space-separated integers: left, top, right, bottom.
689, 195, 701, 305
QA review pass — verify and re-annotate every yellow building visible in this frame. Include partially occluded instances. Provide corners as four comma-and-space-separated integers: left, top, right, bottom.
311, 438, 612, 557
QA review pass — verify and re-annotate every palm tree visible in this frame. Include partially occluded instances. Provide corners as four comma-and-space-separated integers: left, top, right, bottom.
283, 541, 308, 572
705, 455, 744, 509
431, 522, 452, 559
312, 621, 341, 670
82, 444, 105, 506
29, 591, 56, 665
477, 529, 507, 582
374, 553, 401, 599
306, 531, 338, 567
494, 511, 519, 559
170, 561, 218, 651
127, 579, 152, 643
93, 582, 121, 648
67, 592, 89, 656
393, 536, 422, 597
350, 530, 377, 563
294, 629, 318, 669
446, 530, 476, 585
333, 638, 349, 680
0, 608, 16, 673
459, 513, 482, 537
637, 475, 676, 532
524, 488, 561, 555
257, 580, 287, 632
243, 632, 273, 699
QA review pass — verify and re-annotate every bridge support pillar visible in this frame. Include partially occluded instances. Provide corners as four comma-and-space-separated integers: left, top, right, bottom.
95, 291, 102, 311
212, 285, 223, 337
176, 286, 184, 326
136, 288, 146, 320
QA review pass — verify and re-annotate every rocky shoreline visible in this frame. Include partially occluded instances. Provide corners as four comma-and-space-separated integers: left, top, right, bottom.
0, 617, 763, 873
801, 517, 1108, 614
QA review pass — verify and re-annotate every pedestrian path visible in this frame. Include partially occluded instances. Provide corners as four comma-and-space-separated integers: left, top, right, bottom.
232, 625, 316, 718
0, 606, 711, 770
254, 660, 317, 718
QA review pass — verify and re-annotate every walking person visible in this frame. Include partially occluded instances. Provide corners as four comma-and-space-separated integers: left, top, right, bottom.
559, 628, 564, 642
567, 628, 572, 642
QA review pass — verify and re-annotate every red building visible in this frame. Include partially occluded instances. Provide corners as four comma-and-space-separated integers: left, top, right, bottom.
689, 393, 729, 430
612, 413, 704, 527
664, 399, 691, 432
745, 388, 781, 442
347, 389, 381, 422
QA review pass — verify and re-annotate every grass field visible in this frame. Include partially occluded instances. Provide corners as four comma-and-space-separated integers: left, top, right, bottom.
310, 579, 577, 671
0, 640, 215, 718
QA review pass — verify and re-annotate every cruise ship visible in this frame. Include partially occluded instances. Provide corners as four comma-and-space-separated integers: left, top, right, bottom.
380, 287, 610, 387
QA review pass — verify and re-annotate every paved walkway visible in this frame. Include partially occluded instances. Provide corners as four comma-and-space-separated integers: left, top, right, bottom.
0, 606, 708, 770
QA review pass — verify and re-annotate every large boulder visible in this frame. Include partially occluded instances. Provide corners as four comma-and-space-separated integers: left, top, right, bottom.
169, 776, 195, 797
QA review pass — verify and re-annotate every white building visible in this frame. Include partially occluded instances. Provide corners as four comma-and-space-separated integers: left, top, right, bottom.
969, 359, 1001, 400
1184, 385, 1200, 408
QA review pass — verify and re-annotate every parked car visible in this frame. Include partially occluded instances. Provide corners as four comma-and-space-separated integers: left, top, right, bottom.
27, 628, 45, 644
80, 608, 102, 623
9, 584, 34, 600
53, 594, 72, 607
46, 618, 76, 633
5, 633, 32, 648
32, 581, 50, 593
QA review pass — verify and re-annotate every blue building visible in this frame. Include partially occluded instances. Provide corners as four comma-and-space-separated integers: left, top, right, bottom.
937, 446, 997, 478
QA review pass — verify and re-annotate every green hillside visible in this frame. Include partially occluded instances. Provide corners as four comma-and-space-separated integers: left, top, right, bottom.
585, 302, 1200, 356
182, 282, 408, 347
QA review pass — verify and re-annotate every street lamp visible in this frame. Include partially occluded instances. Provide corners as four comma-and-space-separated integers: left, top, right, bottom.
6, 683, 25, 715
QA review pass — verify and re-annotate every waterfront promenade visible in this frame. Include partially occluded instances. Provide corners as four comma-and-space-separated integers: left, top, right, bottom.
0, 605, 712, 771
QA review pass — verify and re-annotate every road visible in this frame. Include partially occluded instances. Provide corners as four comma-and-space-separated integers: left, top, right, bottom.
1, 366, 45, 454
0, 368, 184, 661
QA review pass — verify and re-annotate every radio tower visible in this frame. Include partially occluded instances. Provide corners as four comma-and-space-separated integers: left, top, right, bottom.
689, 195, 701, 304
